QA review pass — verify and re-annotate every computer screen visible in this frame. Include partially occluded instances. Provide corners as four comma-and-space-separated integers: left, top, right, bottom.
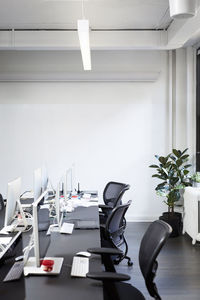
54, 182, 64, 229
4, 177, 21, 226
41, 165, 48, 193
24, 190, 63, 275
34, 168, 42, 202
33, 191, 50, 267
62, 168, 73, 202
63, 173, 67, 203
66, 168, 73, 194
55, 184, 60, 227
0, 231, 22, 262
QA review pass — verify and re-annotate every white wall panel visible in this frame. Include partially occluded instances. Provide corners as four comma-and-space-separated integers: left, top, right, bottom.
0, 50, 168, 221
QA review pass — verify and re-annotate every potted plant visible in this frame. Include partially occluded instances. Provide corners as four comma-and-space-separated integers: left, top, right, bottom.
191, 172, 200, 187
149, 148, 192, 237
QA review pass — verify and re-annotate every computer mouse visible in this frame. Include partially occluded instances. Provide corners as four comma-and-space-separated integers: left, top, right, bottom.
76, 251, 91, 257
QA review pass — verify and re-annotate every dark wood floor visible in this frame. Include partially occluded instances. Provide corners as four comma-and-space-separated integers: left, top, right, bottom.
115, 222, 200, 300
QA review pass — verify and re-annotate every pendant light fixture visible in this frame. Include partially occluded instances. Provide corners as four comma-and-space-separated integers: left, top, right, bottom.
77, 0, 91, 70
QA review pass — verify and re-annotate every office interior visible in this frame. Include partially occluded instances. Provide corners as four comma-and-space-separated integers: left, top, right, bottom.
0, 0, 200, 299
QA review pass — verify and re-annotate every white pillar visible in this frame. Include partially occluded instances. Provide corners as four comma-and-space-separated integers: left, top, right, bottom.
186, 47, 196, 169
173, 48, 187, 150
168, 47, 196, 157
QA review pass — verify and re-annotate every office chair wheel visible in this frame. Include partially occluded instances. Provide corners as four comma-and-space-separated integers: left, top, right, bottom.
128, 260, 133, 266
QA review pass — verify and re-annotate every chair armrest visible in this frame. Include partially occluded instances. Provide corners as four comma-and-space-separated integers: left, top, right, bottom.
99, 204, 111, 210
87, 247, 123, 256
86, 272, 130, 282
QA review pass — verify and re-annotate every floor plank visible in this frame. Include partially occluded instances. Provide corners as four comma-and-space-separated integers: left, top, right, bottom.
115, 222, 200, 300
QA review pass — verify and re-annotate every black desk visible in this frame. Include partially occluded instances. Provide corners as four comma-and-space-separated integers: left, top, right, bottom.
0, 205, 104, 300
0, 208, 26, 300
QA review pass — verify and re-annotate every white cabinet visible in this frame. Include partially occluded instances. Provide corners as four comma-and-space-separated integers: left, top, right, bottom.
183, 187, 200, 245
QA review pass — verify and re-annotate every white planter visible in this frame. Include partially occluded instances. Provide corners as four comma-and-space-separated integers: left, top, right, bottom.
193, 182, 200, 188
169, 0, 197, 18
183, 187, 200, 245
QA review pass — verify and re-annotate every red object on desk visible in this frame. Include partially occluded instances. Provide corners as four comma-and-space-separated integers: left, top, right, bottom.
41, 260, 54, 272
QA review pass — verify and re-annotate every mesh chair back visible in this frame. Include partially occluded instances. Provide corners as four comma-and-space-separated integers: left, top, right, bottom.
103, 182, 130, 207
105, 201, 131, 252
139, 220, 172, 298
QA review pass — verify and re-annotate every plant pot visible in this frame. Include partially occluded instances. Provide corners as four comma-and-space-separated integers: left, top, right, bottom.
159, 212, 182, 237
169, 0, 197, 18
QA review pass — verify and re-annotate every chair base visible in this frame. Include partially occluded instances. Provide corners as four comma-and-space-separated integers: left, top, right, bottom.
114, 255, 133, 266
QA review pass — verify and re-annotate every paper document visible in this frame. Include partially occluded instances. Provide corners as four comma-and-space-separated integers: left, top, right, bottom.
90, 197, 98, 202
80, 200, 98, 207
21, 203, 32, 208
60, 223, 74, 234
0, 225, 14, 234
69, 198, 98, 208
82, 193, 91, 199
0, 229, 9, 235
40, 204, 50, 209
0, 237, 12, 245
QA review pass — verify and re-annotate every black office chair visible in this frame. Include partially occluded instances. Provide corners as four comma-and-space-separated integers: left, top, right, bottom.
99, 181, 130, 225
87, 220, 172, 300
100, 200, 133, 266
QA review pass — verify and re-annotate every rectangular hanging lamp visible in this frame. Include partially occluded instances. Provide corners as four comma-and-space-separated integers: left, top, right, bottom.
77, 19, 91, 71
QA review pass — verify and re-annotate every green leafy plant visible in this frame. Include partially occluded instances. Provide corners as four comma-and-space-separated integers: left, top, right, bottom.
149, 148, 192, 213
191, 172, 200, 183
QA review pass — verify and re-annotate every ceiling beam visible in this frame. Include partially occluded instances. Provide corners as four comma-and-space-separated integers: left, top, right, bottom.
1, 16, 200, 51
168, 5, 200, 48
0, 30, 169, 50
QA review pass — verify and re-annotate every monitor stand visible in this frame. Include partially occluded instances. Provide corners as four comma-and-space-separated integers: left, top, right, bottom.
24, 257, 63, 276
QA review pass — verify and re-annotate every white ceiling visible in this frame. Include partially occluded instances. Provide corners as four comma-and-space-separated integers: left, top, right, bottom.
0, 0, 171, 30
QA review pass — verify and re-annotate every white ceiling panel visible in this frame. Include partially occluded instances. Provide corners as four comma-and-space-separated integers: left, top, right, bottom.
0, 0, 171, 30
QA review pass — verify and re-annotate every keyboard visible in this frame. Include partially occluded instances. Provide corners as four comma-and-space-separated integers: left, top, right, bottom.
3, 261, 24, 282
71, 256, 89, 277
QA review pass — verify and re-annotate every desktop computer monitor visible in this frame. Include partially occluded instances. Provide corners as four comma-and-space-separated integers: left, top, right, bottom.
0, 231, 22, 262
66, 168, 73, 194
4, 177, 21, 227
62, 168, 73, 202
34, 168, 42, 202
54, 182, 64, 229
23, 190, 63, 275
41, 165, 55, 196
33, 191, 50, 268
41, 166, 48, 193
55, 184, 61, 227
61, 173, 67, 203
4, 177, 28, 229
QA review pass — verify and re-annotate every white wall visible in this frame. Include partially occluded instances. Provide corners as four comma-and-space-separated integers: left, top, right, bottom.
0, 50, 169, 221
